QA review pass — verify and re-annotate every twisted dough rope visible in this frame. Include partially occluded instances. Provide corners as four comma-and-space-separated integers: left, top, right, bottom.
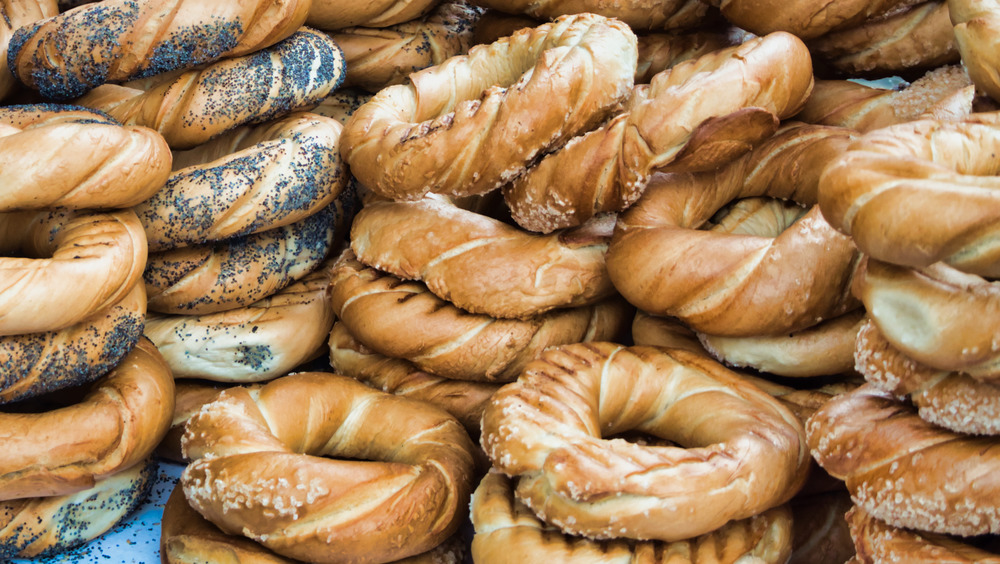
468, 0, 712, 31
847, 504, 1000, 563
76, 28, 347, 149
703, 0, 922, 39
0, 104, 171, 211
8, 0, 310, 99
0, 209, 146, 336
180, 372, 478, 563
307, 0, 439, 31
341, 13, 638, 200
137, 111, 347, 252
0, 0, 56, 100
950, 0, 1000, 102
481, 342, 810, 542
471, 471, 795, 564
504, 31, 815, 233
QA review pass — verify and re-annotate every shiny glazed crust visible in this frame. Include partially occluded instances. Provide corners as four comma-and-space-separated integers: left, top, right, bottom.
848, 504, 1000, 563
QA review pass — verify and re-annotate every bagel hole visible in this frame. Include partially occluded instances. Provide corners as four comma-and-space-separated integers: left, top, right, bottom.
604, 430, 678, 448
704, 197, 807, 237
0, 378, 94, 412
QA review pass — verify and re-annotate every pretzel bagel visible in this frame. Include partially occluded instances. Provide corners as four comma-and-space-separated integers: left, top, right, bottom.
137, 112, 347, 252
950, 0, 1000, 102
847, 504, 1000, 563
0, 337, 172, 501
340, 13, 638, 200
8, 0, 310, 99
806, 384, 1000, 536
481, 342, 810, 541
607, 124, 860, 337
0, 209, 146, 336
820, 112, 1000, 277
179, 371, 478, 563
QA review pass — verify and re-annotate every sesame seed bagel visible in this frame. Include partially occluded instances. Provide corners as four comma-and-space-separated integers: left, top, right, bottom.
847, 504, 1000, 563
481, 342, 810, 541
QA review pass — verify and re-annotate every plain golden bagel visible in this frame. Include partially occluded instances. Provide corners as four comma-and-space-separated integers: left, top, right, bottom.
704, 0, 920, 39
307, 0, 439, 31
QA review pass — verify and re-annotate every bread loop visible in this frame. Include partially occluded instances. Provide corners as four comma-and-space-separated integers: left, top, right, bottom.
847, 504, 1000, 563
8, 0, 310, 99
351, 197, 616, 319
340, 13, 638, 200
0, 0, 56, 100
471, 471, 795, 563
76, 28, 347, 149
950, 0, 1000, 102
0, 337, 172, 500
505, 31, 815, 233
468, 0, 712, 31
481, 342, 810, 541
180, 371, 478, 563
807, 384, 1000, 536
0, 208, 146, 336
0, 457, 155, 559
606, 124, 861, 337
137, 112, 347, 252
0, 281, 144, 405
703, 0, 922, 39
307, 0, 439, 31
820, 112, 1000, 277
144, 260, 336, 382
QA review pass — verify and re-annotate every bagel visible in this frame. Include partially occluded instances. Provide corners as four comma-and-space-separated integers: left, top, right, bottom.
306, 0, 439, 31
340, 13, 638, 200
806, 384, 1000, 536
76, 28, 347, 149
144, 260, 337, 382
467, 0, 712, 31
8, 0, 310, 99
847, 504, 1000, 563
481, 342, 810, 541
950, 0, 1000, 102
0, 0, 56, 100
607, 124, 860, 337
330, 251, 631, 382
704, 0, 922, 39
0, 281, 144, 405
471, 470, 795, 563
0, 208, 146, 336
180, 371, 478, 563
0, 337, 172, 500
351, 196, 616, 319
137, 111, 347, 252
504, 31, 814, 233
819, 111, 1000, 277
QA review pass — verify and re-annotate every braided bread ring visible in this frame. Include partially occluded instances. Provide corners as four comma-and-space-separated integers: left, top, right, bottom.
847, 504, 1000, 563
950, 0, 1000, 102
137, 112, 347, 252
341, 13, 637, 200
0, 0, 56, 100
481, 342, 810, 541
471, 471, 795, 563
307, 0, 438, 31
468, 0, 710, 31
0, 209, 146, 336
0, 337, 172, 500
8, 0, 310, 99
807, 384, 1000, 536
180, 372, 478, 563
820, 112, 1000, 277
76, 28, 346, 149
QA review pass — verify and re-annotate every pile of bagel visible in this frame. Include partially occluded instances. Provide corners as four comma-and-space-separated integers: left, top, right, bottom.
0, 0, 998, 562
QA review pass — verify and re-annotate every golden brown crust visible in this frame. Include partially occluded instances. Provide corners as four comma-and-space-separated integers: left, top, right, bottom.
156, 381, 227, 464
950, 0, 1000, 102
481, 342, 810, 541
307, 0, 439, 30
707, 0, 923, 39
468, 0, 712, 30
180, 372, 478, 563
634, 30, 736, 84
848, 504, 1000, 563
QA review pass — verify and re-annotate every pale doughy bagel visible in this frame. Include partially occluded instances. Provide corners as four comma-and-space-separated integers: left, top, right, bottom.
330, 251, 631, 382
471, 470, 795, 563
8, 0, 310, 99
847, 504, 1000, 563
504, 31, 815, 233
76, 28, 347, 149
180, 371, 478, 563
468, 0, 712, 30
340, 13, 638, 200
0, 208, 146, 336
0, 337, 172, 500
307, 0, 439, 31
950, 0, 1000, 102
819, 111, 1000, 277
806, 384, 1000, 536
351, 196, 616, 319
481, 342, 810, 541
705, 0, 922, 39
137, 112, 347, 252
0, 1, 56, 100
607, 124, 860, 337
0, 281, 145, 405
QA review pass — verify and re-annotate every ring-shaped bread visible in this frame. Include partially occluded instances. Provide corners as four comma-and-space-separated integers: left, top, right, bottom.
0, 281, 145, 405
137, 111, 347, 252
340, 13, 638, 200
704, 0, 920, 39
847, 504, 1000, 563
0, 104, 171, 211
949, 0, 1000, 102
468, 0, 711, 31
0, 208, 146, 336
351, 196, 616, 319
0, 0, 56, 100
471, 471, 795, 563
480, 342, 810, 541
76, 28, 347, 149
8, 0, 310, 99
607, 124, 860, 337
307, 0, 439, 31
0, 337, 173, 501
179, 371, 478, 564
806, 384, 1000, 536
820, 112, 1000, 277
